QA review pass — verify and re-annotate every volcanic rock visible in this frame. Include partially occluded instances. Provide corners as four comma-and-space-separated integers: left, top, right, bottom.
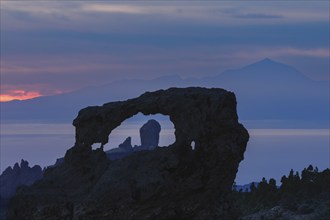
119, 137, 133, 150
106, 119, 161, 160
7, 87, 249, 220
140, 119, 161, 150
106, 137, 133, 160
0, 159, 43, 218
0, 160, 43, 200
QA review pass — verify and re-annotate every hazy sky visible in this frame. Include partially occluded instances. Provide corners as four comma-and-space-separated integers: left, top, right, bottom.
1, 1, 329, 101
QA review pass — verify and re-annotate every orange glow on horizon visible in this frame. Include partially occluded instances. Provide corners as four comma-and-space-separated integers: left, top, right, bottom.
0, 90, 42, 102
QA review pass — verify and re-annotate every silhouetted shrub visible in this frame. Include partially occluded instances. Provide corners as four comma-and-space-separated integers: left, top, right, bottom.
234, 165, 330, 217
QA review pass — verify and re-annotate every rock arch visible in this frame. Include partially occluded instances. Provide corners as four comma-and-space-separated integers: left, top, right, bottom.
72, 87, 247, 156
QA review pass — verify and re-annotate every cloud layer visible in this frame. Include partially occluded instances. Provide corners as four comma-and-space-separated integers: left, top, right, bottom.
1, 1, 329, 101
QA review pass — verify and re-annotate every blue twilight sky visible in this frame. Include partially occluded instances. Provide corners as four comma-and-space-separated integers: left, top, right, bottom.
0, 1, 329, 101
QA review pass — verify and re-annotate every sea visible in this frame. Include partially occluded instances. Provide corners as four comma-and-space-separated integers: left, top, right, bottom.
1, 116, 329, 185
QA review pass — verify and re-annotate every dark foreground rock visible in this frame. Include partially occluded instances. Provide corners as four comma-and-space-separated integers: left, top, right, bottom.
241, 204, 330, 220
7, 87, 249, 220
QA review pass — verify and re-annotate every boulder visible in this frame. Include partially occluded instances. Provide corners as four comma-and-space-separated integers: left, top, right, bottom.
140, 119, 161, 150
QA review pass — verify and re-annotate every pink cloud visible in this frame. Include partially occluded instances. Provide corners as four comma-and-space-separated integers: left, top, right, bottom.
0, 90, 42, 102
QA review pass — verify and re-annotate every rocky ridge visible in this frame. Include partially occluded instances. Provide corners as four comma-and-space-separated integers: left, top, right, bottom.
0, 160, 43, 200
0, 159, 43, 219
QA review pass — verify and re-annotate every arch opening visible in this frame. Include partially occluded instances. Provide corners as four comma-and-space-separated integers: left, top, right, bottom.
103, 113, 175, 160
92, 143, 102, 150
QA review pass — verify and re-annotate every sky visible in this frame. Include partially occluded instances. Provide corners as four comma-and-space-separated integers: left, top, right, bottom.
0, 1, 329, 101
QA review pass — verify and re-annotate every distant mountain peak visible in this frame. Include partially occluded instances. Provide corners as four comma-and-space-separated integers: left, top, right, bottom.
216, 57, 313, 83
251, 57, 281, 67
242, 57, 298, 73
261, 57, 273, 62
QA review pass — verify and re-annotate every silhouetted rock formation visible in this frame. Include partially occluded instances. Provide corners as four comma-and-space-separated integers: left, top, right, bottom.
7, 87, 249, 220
118, 137, 133, 150
0, 160, 43, 200
106, 120, 161, 160
106, 137, 134, 160
140, 119, 161, 150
